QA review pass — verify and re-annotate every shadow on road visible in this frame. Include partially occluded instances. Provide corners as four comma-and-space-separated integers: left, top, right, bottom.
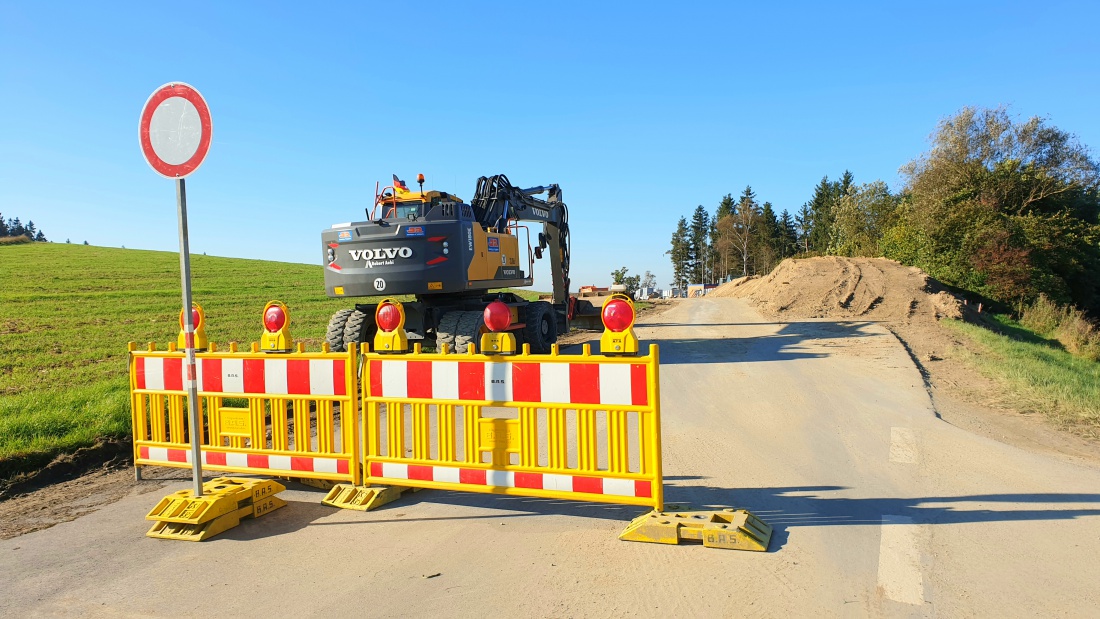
225, 481, 1100, 554
656, 321, 882, 365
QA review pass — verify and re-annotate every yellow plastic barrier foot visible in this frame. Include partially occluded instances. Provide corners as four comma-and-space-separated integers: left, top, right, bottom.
619, 508, 772, 552
321, 484, 417, 511
286, 477, 340, 491
146, 477, 286, 542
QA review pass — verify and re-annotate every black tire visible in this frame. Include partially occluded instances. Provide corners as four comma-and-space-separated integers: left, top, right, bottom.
343, 309, 376, 353
453, 310, 485, 354
436, 311, 463, 353
325, 309, 354, 352
523, 301, 556, 354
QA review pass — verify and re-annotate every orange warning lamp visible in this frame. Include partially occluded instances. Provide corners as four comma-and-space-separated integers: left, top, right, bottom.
417, 173, 425, 193
373, 298, 408, 353
480, 300, 517, 355
177, 303, 208, 351
260, 301, 294, 352
600, 294, 639, 355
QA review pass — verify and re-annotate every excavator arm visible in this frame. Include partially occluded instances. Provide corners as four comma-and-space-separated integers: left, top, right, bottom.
471, 174, 571, 305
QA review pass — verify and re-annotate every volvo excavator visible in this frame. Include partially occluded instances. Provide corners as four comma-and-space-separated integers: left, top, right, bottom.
322, 173, 589, 354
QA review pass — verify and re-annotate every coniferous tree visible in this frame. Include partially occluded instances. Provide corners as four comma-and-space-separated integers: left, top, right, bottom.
779, 210, 798, 258
9, 218, 24, 237
795, 203, 812, 253
807, 177, 834, 252
688, 205, 710, 284
668, 217, 690, 289
0, 214, 8, 237
34, 231, 46, 242
756, 202, 781, 273
25, 221, 36, 239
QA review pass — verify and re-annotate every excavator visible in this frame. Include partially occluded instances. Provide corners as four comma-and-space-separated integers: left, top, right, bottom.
321, 173, 591, 354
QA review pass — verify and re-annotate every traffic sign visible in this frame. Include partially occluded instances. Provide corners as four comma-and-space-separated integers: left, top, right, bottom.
139, 82, 212, 179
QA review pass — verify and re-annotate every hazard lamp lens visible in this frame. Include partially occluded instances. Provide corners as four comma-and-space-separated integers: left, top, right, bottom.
179, 308, 201, 328
264, 305, 286, 332
602, 300, 634, 332
484, 300, 511, 332
377, 303, 401, 332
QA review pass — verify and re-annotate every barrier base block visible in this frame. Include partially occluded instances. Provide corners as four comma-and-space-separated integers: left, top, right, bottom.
619, 508, 772, 552
287, 477, 340, 491
146, 477, 287, 542
322, 484, 417, 511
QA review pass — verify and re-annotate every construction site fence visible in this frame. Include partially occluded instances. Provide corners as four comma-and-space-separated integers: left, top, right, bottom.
362, 343, 663, 510
128, 341, 663, 511
128, 341, 361, 485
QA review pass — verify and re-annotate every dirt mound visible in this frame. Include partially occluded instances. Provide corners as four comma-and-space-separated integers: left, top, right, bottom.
709, 256, 963, 323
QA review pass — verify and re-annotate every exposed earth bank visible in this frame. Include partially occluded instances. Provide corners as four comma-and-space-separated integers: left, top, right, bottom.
710, 256, 1100, 463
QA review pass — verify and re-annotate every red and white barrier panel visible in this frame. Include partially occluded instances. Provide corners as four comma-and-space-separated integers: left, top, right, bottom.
367, 360, 649, 406
135, 356, 347, 396
369, 461, 652, 499
138, 446, 351, 475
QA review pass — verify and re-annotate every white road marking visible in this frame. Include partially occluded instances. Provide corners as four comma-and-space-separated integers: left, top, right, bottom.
878, 515, 924, 605
889, 427, 918, 464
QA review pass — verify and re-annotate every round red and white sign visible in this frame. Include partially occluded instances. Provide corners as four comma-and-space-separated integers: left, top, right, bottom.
139, 82, 212, 178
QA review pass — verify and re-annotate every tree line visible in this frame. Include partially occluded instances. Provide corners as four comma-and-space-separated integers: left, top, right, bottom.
667, 106, 1100, 316
0, 214, 48, 242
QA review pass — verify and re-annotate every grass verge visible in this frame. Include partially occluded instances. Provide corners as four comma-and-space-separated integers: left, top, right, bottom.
0, 243, 545, 481
943, 315, 1100, 437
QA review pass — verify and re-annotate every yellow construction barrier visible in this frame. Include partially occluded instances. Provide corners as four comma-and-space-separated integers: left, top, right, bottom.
146, 477, 287, 541
358, 343, 663, 510
129, 341, 360, 485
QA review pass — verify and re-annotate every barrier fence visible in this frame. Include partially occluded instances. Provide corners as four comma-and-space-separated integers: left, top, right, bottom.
129, 341, 664, 511
361, 343, 663, 510
129, 342, 360, 485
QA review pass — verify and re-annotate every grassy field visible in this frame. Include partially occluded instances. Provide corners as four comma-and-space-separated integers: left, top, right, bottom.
0, 243, 541, 478
943, 316, 1100, 437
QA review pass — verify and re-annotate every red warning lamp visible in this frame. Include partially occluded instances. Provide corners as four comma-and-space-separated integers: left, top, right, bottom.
602, 299, 635, 332
177, 303, 208, 350
484, 300, 512, 332
373, 298, 408, 353
480, 300, 517, 355
600, 294, 639, 355
179, 308, 202, 330
264, 305, 287, 332
260, 301, 293, 352
376, 302, 402, 332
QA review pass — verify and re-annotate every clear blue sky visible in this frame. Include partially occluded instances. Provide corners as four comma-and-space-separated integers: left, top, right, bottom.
2, 1, 1098, 290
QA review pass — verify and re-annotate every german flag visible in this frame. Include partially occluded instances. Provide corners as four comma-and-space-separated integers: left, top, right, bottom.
393, 174, 410, 194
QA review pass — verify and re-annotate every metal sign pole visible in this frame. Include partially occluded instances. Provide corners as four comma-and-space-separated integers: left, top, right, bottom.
176, 177, 204, 497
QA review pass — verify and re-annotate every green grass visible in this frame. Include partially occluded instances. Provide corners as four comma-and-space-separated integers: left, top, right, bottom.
0, 243, 542, 476
943, 315, 1100, 436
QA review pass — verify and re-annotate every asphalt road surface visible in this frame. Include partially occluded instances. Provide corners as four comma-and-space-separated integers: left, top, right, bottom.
3, 298, 1099, 617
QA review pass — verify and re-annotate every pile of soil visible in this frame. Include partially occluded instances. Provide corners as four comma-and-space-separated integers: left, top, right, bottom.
709, 256, 964, 323
710, 257, 1100, 461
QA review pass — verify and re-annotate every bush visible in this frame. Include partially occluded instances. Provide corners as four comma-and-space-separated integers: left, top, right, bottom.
0, 235, 31, 246
1019, 294, 1100, 361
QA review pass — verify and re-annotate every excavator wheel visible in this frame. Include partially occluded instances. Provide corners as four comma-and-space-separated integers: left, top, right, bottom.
436, 311, 462, 352
325, 309, 354, 352
453, 311, 487, 354
523, 301, 557, 354
343, 309, 377, 353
